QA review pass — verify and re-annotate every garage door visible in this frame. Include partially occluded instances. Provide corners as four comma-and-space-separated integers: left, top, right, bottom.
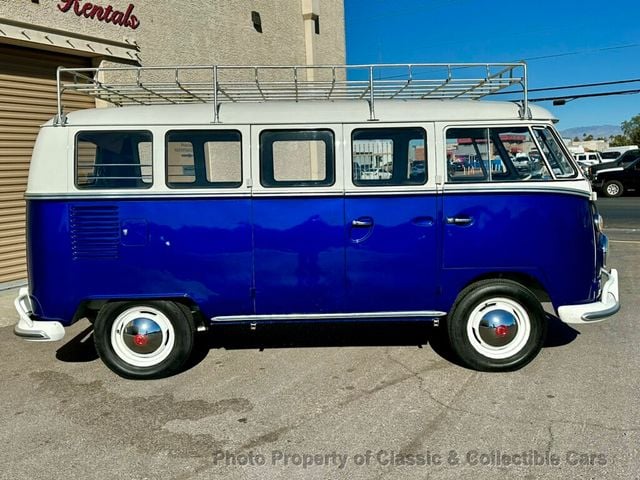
0, 43, 95, 284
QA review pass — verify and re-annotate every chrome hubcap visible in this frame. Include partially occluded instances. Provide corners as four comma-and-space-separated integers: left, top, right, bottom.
467, 298, 531, 359
111, 307, 174, 367
478, 309, 518, 347
606, 184, 619, 195
122, 317, 163, 354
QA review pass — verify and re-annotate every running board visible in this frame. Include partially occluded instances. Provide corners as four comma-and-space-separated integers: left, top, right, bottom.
211, 311, 447, 322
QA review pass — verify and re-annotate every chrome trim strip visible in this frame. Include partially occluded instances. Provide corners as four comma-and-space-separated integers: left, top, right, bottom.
345, 188, 438, 196
593, 167, 623, 175
25, 192, 253, 200
212, 311, 447, 322
443, 186, 592, 198
27, 182, 592, 200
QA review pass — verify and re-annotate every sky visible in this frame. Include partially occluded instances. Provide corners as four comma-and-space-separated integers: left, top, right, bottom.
344, 0, 640, 130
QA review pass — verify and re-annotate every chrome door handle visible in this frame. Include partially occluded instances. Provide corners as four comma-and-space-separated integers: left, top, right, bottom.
352, 218, 373, 227
446, 216, 473, 226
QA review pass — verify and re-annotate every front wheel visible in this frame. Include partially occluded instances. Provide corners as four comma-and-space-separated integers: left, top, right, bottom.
602, 180, 623, 198
447, 280, 547, 371
94, 300, 195, 379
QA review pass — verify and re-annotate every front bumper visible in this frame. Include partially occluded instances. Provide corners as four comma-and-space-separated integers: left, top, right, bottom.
13, 287, 65, 341
557, 269, 620, 324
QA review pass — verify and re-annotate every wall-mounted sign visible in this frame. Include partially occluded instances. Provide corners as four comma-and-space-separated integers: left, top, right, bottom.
57, 0, 140, 30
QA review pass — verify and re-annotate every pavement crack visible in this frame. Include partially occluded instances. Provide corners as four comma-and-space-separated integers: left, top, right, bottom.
546, 424, 555, 454
400, 372, 478, 454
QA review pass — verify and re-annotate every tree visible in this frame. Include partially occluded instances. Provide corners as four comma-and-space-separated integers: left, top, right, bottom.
610, 134, 631, 147
621, 114, 640, 146
573, 136, 580, 142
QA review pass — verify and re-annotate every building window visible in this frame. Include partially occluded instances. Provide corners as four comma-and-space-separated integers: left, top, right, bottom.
76, 131, 152, 189
166, 130, 242, 188
251, 11, 262, 33
314, 17, 320, 34
260, 130, 335, 187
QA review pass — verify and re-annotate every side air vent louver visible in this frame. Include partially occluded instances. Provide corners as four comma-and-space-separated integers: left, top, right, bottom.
69, 206, 120, 260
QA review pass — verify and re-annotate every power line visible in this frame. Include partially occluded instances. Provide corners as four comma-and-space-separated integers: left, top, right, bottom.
529, 78, 640, 92
529, 88, 640, 103
523, 43, 640, 61
488, 78, 640, 95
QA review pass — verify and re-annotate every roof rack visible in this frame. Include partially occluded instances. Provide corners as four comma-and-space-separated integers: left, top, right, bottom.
55, 62, 528, 124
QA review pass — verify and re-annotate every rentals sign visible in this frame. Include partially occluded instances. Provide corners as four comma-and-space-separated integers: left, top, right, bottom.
57, 0, 140, 30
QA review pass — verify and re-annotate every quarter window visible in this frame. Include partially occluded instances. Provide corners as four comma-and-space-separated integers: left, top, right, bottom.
166, 130, 242, 188
260, 130, 334, 187
76, 131, 152, 189
532, 127, 577, 178
352, 127, 427, 186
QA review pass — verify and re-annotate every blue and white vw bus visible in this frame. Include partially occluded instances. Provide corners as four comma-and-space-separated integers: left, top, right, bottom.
14, 64, 619, 378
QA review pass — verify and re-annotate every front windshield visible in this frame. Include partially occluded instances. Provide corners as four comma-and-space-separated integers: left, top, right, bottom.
533, 127, 577, 179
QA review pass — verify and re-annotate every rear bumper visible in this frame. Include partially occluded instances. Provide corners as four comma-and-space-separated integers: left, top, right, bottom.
557, 269, 620, 324
13, 287, 65, 341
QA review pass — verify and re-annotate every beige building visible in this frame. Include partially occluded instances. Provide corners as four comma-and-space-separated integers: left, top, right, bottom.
0, 0, 346, 284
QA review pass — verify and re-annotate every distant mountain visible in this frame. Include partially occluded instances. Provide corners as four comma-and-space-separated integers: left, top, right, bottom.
560, 125, 622, 139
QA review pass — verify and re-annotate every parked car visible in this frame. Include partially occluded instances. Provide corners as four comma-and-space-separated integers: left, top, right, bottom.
512, 155, 530, 170
587, 149, 640, 179
600, 145, 638, 163
360, 168, 392, 180
574, 152, 602, 167
410, 161, 425, 176
591, 151, 640, 197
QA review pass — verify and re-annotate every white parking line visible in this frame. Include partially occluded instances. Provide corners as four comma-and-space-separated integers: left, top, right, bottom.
609, 240, 640, 244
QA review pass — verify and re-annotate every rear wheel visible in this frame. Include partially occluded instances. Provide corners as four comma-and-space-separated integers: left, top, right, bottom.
94, 300, 195, 379
447, 280, 547, 371
602, 180, 623, 198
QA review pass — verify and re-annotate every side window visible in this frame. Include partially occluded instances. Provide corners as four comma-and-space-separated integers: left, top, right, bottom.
446, 128, 489, 181
352, 127, 427, 186
260, 130, 334, 187
76, 131, 152, 189
166, 130, 242, 188
446, 127, 551, 182
619, 152, 640, 168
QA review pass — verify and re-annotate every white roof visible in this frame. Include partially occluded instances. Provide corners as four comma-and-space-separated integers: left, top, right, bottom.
53, 100, 556, 127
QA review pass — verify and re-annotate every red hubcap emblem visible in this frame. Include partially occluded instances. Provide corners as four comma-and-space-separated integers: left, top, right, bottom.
495, 325, 509, 337
134, 334, 148, 346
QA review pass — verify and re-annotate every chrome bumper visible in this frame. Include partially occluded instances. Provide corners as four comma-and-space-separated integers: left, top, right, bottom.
13, 287, 65, 341
557, 269, 620, 324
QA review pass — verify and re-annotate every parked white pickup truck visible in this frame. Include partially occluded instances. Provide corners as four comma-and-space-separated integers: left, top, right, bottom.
574, 152, 602, 167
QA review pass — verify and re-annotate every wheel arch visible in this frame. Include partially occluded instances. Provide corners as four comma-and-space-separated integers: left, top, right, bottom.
461, 272, 551, 305
76, 296, 205, 329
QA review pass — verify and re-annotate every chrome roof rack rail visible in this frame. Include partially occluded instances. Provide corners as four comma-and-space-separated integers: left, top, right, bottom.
55, 62, 528, 124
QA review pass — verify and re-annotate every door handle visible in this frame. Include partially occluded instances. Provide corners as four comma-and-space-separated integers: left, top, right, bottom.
446, 216, 473, 226
352, 217, 373, 228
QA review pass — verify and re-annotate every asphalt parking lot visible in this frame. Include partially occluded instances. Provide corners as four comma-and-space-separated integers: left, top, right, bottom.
0, 200, 638, 480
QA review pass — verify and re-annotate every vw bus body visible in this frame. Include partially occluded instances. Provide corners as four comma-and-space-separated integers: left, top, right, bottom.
14, 64, 619, 378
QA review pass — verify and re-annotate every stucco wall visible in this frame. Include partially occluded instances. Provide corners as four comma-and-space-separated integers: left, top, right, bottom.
0, 0, 345, 66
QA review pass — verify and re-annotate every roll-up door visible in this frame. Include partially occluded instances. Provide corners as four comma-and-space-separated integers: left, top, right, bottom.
0, 43, 95, 284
